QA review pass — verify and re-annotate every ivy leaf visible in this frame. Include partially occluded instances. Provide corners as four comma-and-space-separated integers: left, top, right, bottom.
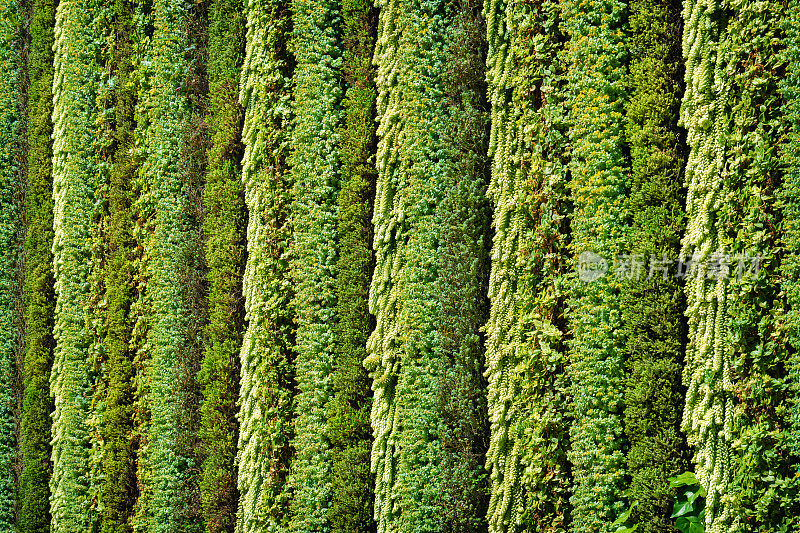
669, 472, 700, 487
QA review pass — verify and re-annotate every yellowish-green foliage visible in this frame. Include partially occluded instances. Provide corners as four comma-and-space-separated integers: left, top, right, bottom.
235, 0, 294, 531
483, 0, 571, 531
367, 1, 490, 532
50, 0, 104, 527
287, 0, 342, 531
561, 0, 629, 529
679, 0, 735, 530
134, 0, 205, 528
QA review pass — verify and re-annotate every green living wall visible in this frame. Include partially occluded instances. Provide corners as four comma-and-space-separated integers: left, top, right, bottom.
19, 0, 56, 527
0, 0, 20, 526
366, 1, 490, 532
234, 0, 294, 531
483, 0, 572, 531
198, 0, 246, 528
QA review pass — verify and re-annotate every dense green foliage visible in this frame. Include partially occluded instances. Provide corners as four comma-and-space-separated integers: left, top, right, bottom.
50, 0, 104, 526
95, 0, 140, 529
483, 0, 572, 531
561, 0, 629, 529
198, 0, 246, 529
135, 0, 205, 527
725, 2, 800, 531
19, 0, 56, 528
234, 0, 294, 531
0, 0, 20, 526
366, 1, 490, 531
783, 0, 800, 475
620, 0, 688, 530
678, 0, 737, 530
326, 0, 376, 530
9, 1, 800, 532
287, 1, 342, 530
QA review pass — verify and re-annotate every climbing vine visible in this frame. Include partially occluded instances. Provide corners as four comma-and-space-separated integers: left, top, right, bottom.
234, 0, 294, 530
483, 0, 572, 531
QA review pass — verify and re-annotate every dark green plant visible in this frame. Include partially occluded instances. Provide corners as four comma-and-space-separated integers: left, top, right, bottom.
668, 472, 705, 533
326, 0, 377, 531
19, 0, 56, 527
620, 0, 689, 530
198, 0, 246, 529
93, 0, 140, 530
781, 0, 800, 487
0, 0, 21, 526
724, 3, 800, 531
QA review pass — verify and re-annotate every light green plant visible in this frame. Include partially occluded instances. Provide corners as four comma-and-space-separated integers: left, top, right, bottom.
234, 0, 294, 531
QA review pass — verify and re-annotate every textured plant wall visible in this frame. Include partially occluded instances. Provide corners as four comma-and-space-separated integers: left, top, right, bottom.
483, 0, 572, 531
326, 0, 377, 530
19, 0, 56, 527
134, 0, 205, 527
198, 0, 246, 528
366, 1, 490, 532
726, 2, 800, 531
0, 0, 20, 526
561, 0, 630, 529
679, 0, 735, 529
781, 0, 800, 494
620, 0, 688, 530
50, 0, 104, 526
234, 0, 294, 531
94, 0, 140, 529
287, 1, 342, 530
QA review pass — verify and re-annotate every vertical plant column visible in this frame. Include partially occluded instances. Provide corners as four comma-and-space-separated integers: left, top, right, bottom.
620, 0, 688, 529
679, 0, 734, 530
483, 0, 572, 531
366, 1, 490, 531
234, 0, 294, 531
326, 0, 376, 530
287, 0, 341, 531
50, 0, 103, 527
19, 0, 56, 527
0, 0, 20, 526
561, 0, 629, 529
726, 2, 800, 530
781, 0, 800, 479
136, 0, 204, 528
199, 0, 246, 528
95, 0, 140, 529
